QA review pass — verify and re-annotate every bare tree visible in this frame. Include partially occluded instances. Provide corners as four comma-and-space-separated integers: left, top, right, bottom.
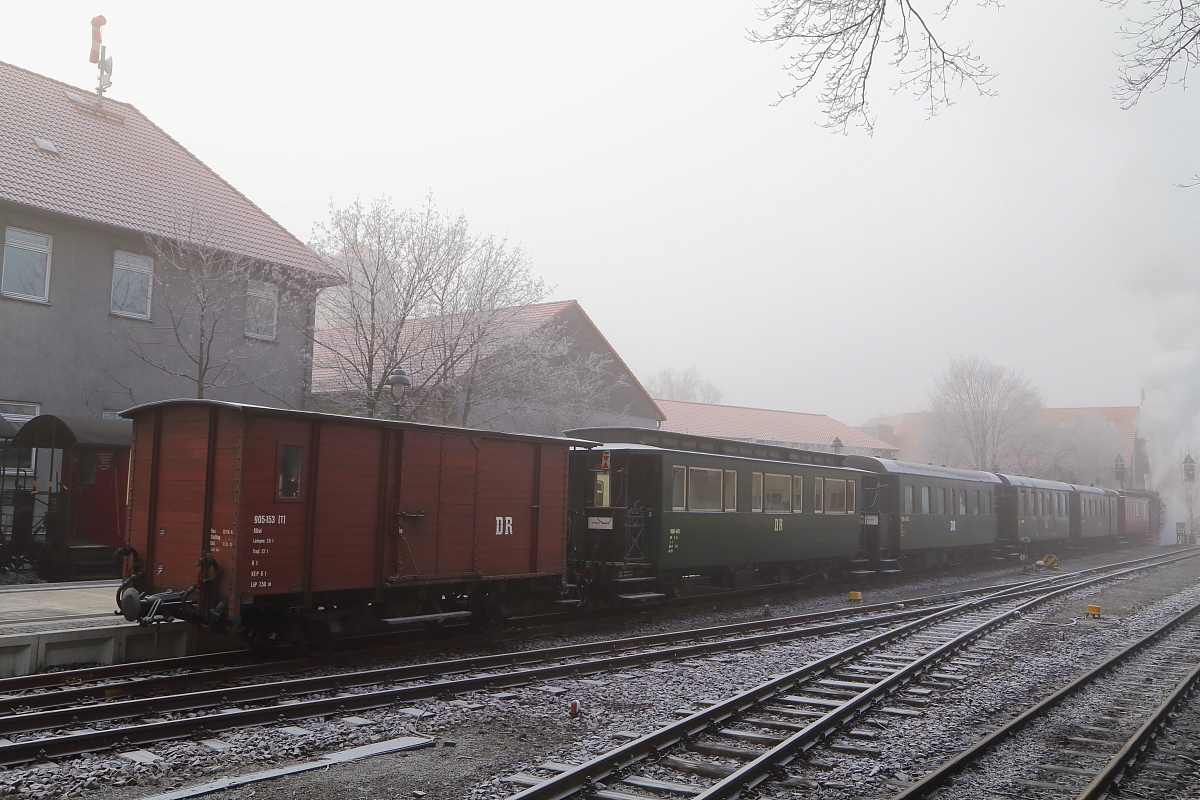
751, 0, 997, 133
753, 1, 1200, 134
113, 212, 307, 400
645, 366, 724, 404
926, 354, 1043, 471
308, 197, 450, 418
312, 196, 626, 431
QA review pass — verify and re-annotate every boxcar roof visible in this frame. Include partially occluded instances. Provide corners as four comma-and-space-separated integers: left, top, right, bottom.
120, 399, 597, 447
998, 475, 1075, 491
842, 456, 1003, 484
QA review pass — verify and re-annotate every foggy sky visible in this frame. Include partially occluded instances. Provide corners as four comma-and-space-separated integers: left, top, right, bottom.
4, 1, 1197, 426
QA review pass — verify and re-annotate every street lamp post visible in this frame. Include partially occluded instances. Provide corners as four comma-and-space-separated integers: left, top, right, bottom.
1185, 454, 1195, 545
387, 367, 411, 420
1114, 454, 1125, 491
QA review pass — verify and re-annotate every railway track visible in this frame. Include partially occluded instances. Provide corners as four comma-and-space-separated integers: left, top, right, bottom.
0, 552, 1186, 770
888, 592, 1200, 799
493, 550, 1200, 800
1, 550, 1183, 711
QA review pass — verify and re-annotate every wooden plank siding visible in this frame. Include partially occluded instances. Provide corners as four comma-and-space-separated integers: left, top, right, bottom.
124, 400, 578, 616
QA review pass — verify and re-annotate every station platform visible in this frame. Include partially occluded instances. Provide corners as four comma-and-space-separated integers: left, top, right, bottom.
0, 580, 238, 677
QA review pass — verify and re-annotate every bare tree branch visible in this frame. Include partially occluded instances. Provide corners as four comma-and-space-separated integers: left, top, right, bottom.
645, 366, 724, 404
751, 0, 997, 133
112, 205, 302, 399
1110, 0, 1200, 107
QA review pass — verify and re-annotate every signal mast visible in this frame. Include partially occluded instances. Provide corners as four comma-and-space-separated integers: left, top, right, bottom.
89, 15, 113, 103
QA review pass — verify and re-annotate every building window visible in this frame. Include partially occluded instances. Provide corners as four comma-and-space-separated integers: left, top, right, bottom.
2, 228, 51, 301
277, 445, 303, 498
792, 475, 803, 513
246, 280, 277, 340
751, 472, 763, 512
763, 473, 791, 512
724, 470, 737, 512
0, 401, 38, 472
687, 467, 723, 511
110, 251, 153, 318
671, 466, 686, 511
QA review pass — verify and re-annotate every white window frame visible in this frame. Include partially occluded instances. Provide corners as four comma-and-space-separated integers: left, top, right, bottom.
2, 227, 52, 302
723, 470, 737, 512
687, 466, 724, 512
245, 280, 278, 341
0, 401, 39, 474
110, 250, 154, 319
763, 473, 792, 513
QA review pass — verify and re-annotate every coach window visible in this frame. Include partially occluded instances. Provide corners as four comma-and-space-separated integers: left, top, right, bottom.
903, 484, 914, 514
764, 473, 791, 512
957, 489, 967, 515
688, 467, 723, 511
921, 486, 930, 515
847, 480, 855, 513
792, 475, 803, 512
277, 445, 303, 498
724, 470, 737, 512
825, 479, 848, 514
751, 472, 763, 512
986, 491, 992, 514
671, 466, 686, 511
813, 477, 823, 513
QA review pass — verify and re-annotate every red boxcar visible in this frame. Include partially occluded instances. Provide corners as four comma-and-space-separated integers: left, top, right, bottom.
117, 400, 586, 651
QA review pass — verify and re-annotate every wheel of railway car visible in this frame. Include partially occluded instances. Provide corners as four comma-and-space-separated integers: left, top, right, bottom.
297, 619, 339, 657
240, 615, 283, 652
471, 596, 508, 634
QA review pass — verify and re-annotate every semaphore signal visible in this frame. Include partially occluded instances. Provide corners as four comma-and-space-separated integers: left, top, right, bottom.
89, 15, 112, 102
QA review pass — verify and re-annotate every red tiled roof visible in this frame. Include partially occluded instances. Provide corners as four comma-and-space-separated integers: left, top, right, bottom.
312, 300, 664, 421
655, 399, 898, 455
311, 300, 579, 392
0, 61, 332, 278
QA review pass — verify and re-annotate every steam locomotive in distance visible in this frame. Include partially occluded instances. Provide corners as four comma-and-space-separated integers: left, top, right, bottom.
114, 402, 1161, 652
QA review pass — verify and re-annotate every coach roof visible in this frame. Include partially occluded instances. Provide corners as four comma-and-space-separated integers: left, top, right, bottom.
841, 456, 1003, 483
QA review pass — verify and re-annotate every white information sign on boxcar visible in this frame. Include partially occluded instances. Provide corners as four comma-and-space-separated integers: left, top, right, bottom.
588, 516, 614, 530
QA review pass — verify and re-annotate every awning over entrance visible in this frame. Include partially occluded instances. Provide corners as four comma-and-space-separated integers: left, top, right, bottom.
12, 415, 132, 449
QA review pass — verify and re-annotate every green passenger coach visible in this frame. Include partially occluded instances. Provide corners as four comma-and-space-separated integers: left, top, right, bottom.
564, 429, 866, 604
842, 457, 1003, 568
